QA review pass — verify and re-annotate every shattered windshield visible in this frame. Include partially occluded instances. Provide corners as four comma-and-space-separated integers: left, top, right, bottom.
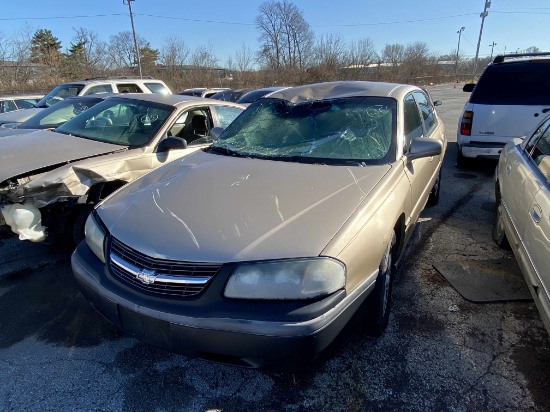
211, 97, 396, 165
55, 97, 175, 147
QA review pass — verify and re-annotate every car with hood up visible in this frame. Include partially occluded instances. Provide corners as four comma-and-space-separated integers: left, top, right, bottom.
0, 94, 244, 245
72, 81, 445, 372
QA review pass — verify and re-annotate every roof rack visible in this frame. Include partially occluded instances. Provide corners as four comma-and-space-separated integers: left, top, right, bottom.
84, 76, 156, 81
493, 52, 550, 64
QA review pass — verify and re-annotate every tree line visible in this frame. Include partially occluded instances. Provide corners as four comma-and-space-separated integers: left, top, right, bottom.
0, 0, 541, 94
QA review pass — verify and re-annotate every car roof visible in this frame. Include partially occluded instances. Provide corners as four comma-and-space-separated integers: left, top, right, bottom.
267, 81, 416, 104
492, 52, 550, 64
103, 93, 244, 108
0, 93, 44, 99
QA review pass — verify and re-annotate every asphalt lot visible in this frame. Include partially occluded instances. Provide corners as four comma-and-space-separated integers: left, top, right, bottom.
1, 84, 550, 412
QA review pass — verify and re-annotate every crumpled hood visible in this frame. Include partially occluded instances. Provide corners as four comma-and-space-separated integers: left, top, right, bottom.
99, 150, 390, 262
0, 130, 123, 182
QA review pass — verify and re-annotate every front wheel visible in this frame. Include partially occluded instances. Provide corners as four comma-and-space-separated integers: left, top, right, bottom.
70, 204, 94, 247
365, 233, 395, 337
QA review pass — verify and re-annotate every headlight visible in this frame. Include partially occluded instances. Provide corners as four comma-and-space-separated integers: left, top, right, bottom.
0, 122, 20, 129
85, 212, 106, 263
224, 258, 345, 300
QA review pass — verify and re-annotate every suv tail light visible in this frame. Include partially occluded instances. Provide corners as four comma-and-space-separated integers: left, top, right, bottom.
460, 110, 473, 136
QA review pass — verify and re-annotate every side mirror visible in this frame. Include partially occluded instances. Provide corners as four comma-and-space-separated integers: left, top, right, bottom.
210, 126, 224, 140
433, 100, 442, 107
407, 137, 443, 161
157, 136, 187, 152
462, 83, 475, 93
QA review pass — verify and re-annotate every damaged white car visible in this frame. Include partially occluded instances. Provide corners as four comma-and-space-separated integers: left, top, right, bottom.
0, 94, 244, 244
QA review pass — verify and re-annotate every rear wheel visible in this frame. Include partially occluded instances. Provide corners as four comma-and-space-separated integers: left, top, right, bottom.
456, 149, 468, 168
365, 233, 395, 337
492, 193, 510, 249
427, 169, 441, 206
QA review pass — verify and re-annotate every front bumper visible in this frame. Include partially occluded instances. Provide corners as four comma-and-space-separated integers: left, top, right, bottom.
71, 242, 375, 371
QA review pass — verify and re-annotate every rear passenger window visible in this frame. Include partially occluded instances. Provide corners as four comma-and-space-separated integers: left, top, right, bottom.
85, 84, 114, 95
117, 84, 144, 93
4, 100, 17, 112
403, 94, 423, 149
413, 91, 437, 135
526, 118, 550, 181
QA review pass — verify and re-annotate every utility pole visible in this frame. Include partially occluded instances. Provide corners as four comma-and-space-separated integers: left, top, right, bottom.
124, 0, 142, 78
489, 41, 497, 59
473, 0, 491, 78
455, 27, 465, 83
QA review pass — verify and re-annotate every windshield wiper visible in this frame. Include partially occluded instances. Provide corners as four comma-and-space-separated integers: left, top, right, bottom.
207, 146, 247, 157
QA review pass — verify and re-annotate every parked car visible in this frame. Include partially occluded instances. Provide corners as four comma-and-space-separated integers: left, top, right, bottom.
457, 52, 550, 167
0, 76, 172, 127
0, 93, 43, 114
493, 114, 550, 335
179, 88, 230, 98
209, 88, 253, 102
72, 81, 446, 371
0, 95, 108, 131
0, 94, 244, 244
235, 86, 289, 106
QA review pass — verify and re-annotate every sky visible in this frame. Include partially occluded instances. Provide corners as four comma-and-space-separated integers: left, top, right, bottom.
1, 0, 549, 65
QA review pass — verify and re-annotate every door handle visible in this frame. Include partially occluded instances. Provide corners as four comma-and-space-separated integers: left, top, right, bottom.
506, 165, 512, 174
532, 204, 542, 223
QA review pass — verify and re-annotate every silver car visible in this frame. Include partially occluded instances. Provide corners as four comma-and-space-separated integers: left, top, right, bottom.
494, 114, 550, 335
0, 94, 244, 244
72, 81, 446, 371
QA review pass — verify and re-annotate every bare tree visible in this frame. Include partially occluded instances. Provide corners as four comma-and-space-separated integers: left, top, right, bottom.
189, 43, 220, 87
381, 43, 405, 81
235, 42, 254, 73
255, 0, 314, 71
314, 33, 346, 68
70, 27, 109, 77
159, 34, 189, 69
107, 31, 154, 74
5, 25, 36, 90
346, 38, 378, 80
401, 41, 430, 83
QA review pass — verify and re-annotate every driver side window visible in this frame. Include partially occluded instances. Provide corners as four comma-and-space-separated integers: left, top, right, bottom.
403, 94, 423, 150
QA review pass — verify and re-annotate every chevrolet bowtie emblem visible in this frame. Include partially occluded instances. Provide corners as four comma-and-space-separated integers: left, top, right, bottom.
136, 268, 157, 284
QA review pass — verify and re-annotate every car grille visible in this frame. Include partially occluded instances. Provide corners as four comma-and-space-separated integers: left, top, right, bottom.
108, 237, 221, 297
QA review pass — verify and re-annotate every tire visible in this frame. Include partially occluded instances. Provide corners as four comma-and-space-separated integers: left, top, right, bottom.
365, 233, 395, 337
492, 195, 510, 249
427, 169, 441, 206
70, 204, 94, 247
456, 149, 468, 168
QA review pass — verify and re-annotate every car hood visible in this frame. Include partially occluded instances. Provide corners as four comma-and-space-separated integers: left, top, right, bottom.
99, 150, 391, 262
0, 108, 42, 124
0, 130, 123, 182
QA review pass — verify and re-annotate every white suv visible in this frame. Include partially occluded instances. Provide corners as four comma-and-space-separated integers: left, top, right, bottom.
0, 76, 172, 127
457, 52, 550, 167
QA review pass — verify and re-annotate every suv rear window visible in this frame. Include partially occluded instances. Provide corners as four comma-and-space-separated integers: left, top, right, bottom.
470, 61, 550, 105
144, 82, 171, 94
